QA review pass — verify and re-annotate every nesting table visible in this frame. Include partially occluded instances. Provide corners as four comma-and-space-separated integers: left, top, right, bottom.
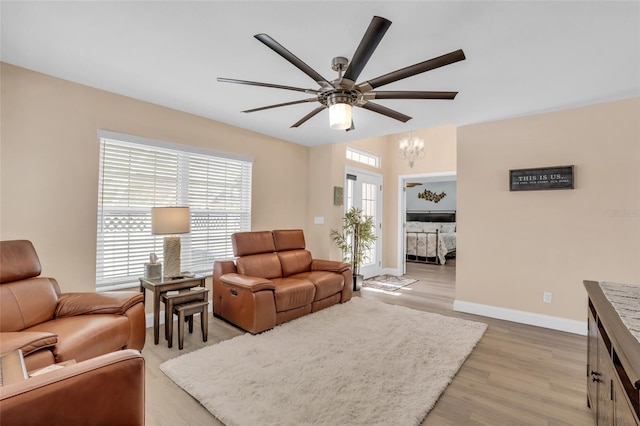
139, 275, 206, 345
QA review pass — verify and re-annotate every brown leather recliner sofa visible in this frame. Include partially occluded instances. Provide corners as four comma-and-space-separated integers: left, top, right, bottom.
0, 240, 146, 372
0, 349, 145, 426
213, 229, 352, 334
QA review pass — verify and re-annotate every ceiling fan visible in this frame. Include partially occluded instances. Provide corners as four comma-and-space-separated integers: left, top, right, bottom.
218, 16, 465, 131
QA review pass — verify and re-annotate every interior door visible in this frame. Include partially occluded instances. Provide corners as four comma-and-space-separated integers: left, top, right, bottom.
345, 167, 382, 279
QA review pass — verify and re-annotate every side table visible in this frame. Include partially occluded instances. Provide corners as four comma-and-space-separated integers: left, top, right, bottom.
139, 275, 206, 345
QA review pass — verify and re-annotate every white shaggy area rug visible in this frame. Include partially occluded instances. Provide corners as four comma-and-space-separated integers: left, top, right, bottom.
160, 298, 487, 426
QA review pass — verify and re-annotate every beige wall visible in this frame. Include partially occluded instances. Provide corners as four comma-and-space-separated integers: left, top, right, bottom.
1, 63, 309, 292
306, 143, 344, 259
456, 98, 640, 323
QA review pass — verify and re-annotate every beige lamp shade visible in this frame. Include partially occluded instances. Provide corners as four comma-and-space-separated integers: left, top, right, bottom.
151, 207, 190, 235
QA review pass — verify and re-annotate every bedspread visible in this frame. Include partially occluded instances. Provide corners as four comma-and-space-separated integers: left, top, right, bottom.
405, 221, 456, 264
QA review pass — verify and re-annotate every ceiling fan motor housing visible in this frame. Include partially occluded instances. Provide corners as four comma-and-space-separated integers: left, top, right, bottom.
323, 91, 358, 108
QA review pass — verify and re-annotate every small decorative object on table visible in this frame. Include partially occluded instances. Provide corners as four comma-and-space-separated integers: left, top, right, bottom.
144, 253, 162, 280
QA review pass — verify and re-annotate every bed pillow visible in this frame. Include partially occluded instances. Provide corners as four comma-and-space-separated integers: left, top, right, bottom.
440, 222, 456, 233
406, 222, 423, 232
419, 222, 441, 232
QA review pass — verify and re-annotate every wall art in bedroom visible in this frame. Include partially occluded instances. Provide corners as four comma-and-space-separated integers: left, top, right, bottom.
418, 189, 447, 203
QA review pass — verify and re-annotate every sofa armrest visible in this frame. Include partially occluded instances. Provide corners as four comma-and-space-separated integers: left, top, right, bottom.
0, 332, 58, 357
219, 273, 275, 293
311, 259, 351, 273
55, 291, 144, 318
0, 349, 144, 426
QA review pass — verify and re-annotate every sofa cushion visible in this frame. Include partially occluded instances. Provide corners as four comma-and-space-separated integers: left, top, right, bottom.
236, 253, 283, 279
291, 271, 344, 301
272, 229, 306, 251
0, 278, 59, 332
0, 331, 58, 356
271, 278, 315, 312
277, 250, 312, 277
232, 231, 276, 256
26, 315, 129, 363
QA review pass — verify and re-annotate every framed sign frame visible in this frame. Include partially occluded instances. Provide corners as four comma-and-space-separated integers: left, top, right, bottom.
509, 165, 574, 191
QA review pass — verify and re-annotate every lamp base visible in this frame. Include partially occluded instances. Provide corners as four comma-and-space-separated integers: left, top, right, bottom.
163, 236, 181, 278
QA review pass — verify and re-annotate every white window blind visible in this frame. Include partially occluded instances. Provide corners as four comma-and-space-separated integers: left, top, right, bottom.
96, 132, 252, 291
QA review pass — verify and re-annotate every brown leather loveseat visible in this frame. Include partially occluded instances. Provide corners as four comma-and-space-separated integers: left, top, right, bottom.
213, 229, 352, 334
0, 240, 146, 372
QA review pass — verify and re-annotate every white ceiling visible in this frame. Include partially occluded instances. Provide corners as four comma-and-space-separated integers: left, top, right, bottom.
2, 1, 638, 147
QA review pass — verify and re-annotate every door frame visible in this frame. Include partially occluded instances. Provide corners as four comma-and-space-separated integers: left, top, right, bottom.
345, 166, 383, 279
397, 171, 456, 275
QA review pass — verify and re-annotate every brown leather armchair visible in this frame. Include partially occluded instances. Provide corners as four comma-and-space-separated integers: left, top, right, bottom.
0, 240, 146, 371
0, 349, 144, 426
213, 229, 352, 334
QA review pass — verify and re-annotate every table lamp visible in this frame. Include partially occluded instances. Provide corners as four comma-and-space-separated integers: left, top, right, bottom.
151, 206, 190, 278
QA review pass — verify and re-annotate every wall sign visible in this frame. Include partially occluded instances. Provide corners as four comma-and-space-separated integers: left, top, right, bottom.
510, 165, 574, 191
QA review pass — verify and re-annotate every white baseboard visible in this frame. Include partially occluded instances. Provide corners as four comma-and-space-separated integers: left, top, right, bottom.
453, 300, 587, 335
145, 301, 213, 329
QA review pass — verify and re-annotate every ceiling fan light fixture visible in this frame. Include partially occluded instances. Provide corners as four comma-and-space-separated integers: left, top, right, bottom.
329, 102, 352, 130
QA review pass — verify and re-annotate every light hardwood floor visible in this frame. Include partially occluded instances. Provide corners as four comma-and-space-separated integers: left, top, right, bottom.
142, 260, 594, 425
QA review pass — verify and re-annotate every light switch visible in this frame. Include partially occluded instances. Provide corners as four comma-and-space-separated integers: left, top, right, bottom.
314, 216, 324, 225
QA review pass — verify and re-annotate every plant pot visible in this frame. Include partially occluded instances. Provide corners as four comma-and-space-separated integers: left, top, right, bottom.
353, 274, 363, 291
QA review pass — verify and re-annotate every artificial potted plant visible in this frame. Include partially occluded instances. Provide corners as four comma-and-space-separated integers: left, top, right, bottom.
331, 206, 377, 291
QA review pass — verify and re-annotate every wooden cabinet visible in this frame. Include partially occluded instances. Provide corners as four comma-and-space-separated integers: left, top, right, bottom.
585, 281, 640, 426
614, 373, 639, 426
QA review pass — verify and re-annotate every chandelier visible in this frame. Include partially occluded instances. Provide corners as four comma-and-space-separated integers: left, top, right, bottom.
399, 132, 425, 168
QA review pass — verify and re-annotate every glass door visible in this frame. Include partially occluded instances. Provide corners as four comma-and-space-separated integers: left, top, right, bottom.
345, 167, 382, 278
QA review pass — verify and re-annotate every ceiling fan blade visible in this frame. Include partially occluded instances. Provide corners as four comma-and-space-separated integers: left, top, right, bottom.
218, 78, 319, 94
242, 98, 318, 113
358, 49, 466, 91
255, 34, 332, 88
342, 16, 392, 85
366, 90, 458, 100
291, 106, 326, 128
346, 120, 355, 132
359, 102, 412, 123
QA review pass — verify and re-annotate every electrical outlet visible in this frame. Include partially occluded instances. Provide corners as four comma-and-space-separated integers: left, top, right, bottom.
543, 292, 552, 304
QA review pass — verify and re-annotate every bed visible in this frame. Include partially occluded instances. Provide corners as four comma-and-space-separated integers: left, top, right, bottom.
405, 211, 456, 265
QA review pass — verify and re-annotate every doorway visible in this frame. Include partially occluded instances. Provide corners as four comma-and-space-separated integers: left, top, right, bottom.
398, 171, 456, 275
344, 167, 382, 279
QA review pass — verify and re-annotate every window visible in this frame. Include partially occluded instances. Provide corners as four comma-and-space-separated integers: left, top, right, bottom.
346, 146, 380, 168
96, 131, 252, 291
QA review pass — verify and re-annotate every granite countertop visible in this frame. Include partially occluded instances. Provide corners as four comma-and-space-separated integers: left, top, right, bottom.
600, 281, 640, 345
